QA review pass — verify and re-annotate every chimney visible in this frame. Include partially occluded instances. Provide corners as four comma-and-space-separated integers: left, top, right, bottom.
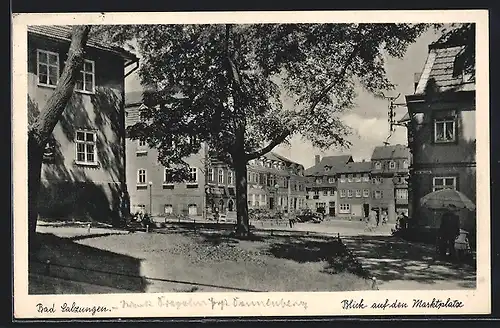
315, 155, 321, 165
414, 72, 422, 92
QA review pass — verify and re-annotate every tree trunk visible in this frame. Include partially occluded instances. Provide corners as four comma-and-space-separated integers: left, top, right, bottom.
28, 133, 43, 255
233, 156, 250, 237
27, 26, 90, 253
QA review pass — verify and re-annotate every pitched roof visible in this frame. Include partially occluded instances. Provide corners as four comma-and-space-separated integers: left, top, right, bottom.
371, 144, 410, 160
28, 25, 138, 62
337, 161, 372, 174
304, 155, 353, 176
414, 44, 474, 95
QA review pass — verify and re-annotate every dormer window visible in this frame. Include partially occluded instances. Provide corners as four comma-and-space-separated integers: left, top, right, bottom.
389, 161, 396, 170
324, 166, 330, 172
374, 161, 381, 170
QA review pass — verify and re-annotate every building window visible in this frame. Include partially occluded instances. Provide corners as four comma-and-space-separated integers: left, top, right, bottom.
75, 130, 97, 165
188, 204, 198, 215
339, 204, 351, 214
314, 190, 320, 196
137, 169, 147, 185
37, 49, 59, 87
339, 175, 346, 183
189, 167, 198, 183
347, 190, 353, 198
252, 194, 256, 206
164, 168, 174, 185
138, 140, 147, 148
433, 177, 457, 191
328, 177, 335, 183
227, 170, 234, 185
374, 190, 382, 199
363, 174, 370, 182
315, 178, 322, 184
355, 189, 361, 198
323, 190, 328, 196
403, 160, 409, 169
434, 118, 456, 143
363, 189, 370, 198
389, 161, 396, 169
340, 190, 346, 198
164, 204, 173, 214
347, 174, 353, 182
208, 168, 214, 183
75, 59, 95, 93
355, 175, 362, 182
396, 189, 408, 199
374, 161, 381, 170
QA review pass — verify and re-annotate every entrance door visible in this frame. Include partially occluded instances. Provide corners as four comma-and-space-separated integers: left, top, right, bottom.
329, 201, 336, 216
363, 204, 370, 218
228, 199, 234, 212
269, 197, 275, 210
188, 204, 197, 215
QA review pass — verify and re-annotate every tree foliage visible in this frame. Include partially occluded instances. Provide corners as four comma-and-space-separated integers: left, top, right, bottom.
97, 23, 429, 174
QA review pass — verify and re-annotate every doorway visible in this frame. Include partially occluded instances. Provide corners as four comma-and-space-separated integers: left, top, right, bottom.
363, 204, 370, 218
228, 199, 234, 212
269, 197, 275, 210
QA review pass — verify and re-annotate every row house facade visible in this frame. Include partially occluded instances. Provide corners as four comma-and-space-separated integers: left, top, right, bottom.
370, 145, 411, 222
404, 42, 476, 235
125, 92, 307, 218
304, 155, 354, 216
28, 26, 138, 224
336, 161, 373, 219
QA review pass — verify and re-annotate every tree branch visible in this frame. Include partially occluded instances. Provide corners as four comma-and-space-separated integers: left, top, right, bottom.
245, 42, 361, 161
29, 26, 91, 147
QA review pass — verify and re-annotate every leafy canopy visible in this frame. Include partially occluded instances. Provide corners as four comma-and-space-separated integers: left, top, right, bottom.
96, 23, 428, 179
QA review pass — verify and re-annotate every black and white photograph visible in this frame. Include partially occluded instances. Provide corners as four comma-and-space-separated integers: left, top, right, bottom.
12, 10, 490, 318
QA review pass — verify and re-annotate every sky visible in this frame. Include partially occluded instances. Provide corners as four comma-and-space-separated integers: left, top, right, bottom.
124, 28, 441, 170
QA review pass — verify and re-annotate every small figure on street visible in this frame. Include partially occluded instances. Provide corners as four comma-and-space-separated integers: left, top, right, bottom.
438, 205, 461, 259
375, 210, 380, 226
120, 189, 130, 227
381, 210, 388, 225
366, 209, 378, 231
213, 206, 219, 223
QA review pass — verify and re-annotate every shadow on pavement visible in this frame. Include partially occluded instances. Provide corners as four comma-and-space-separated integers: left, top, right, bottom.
29, 232, 148, 294
342, 235, 476, 287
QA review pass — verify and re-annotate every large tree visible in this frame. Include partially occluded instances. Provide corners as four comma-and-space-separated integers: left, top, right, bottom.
28, 26, 91, 251
102, 23, 428, 236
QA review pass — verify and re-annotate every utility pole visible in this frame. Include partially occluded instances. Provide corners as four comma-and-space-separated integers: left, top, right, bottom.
382, 93, 407, 135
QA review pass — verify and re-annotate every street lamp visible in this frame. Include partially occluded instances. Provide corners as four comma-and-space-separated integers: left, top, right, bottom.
148, 181, 153, 216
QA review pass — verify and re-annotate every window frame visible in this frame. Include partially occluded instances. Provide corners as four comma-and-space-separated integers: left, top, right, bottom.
217, 168, 224, 185
434, 117, 457, 144
37, 49, 60, 88
188, 167, 198, 184
389, 161, 396, 170
347, 189, 353, 198
163, 168, 174, 185
340, 189, 346, 198
137, 168, 147, 186
339, 203, 351, 214
75, 59, 96, 94
355, 189, 361, 198
363, 189, 370, 198
75, 130, 98, 166
227, 170, 234, 186
374, 161, 381, 170
432, 176, 457, 192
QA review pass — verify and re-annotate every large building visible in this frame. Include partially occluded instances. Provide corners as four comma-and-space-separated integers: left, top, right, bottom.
336, 161, 373, 219
370, 145, 410, 222
404, 42, 476, 234
28, 26, 138, 224
304, 155, 353, 215
125, 92, 307, 218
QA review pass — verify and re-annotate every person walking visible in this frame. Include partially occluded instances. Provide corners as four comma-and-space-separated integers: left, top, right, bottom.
438, 205, 461, 259
366, 208, 378, 232
381, 210, 388, 225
